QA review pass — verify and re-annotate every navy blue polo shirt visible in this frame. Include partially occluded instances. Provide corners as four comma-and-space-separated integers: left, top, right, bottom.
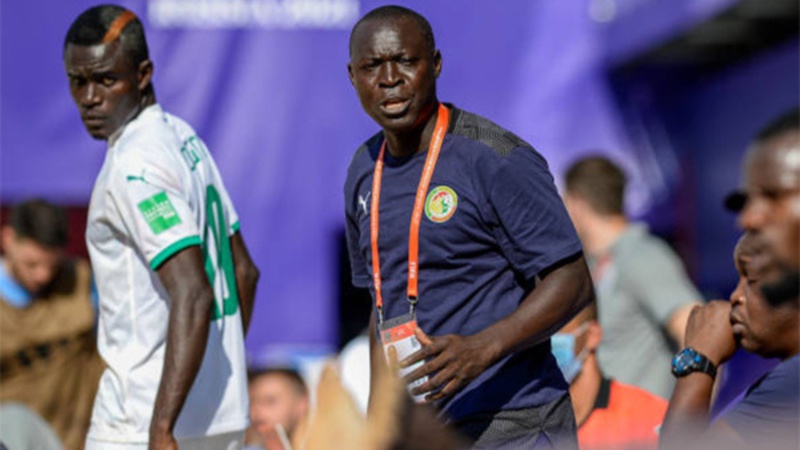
344, 106, 583, 421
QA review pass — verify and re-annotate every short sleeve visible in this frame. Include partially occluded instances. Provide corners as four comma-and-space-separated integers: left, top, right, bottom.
487, 146, 583, 280
344, 175, 371, 289
622, 239, 702, 324
720, 357, 799, 446
108, 148, 201, 270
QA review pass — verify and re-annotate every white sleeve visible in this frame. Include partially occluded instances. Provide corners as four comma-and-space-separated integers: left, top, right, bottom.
108, 146, 201, 270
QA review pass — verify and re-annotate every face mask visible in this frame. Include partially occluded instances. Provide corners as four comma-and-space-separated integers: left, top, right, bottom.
551, 323, 589, 384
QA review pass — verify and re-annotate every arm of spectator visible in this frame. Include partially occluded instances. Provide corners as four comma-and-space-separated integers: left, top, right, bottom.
625, 238, 703, 348
660, 301, 741, 449
404, 252, 594, 402
231, 232, 259, 336
149, 246, 214, 450
666, 303, 698, 348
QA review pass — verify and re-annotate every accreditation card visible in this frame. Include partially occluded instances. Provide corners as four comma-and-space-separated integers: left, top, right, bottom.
378, 312, 429, 403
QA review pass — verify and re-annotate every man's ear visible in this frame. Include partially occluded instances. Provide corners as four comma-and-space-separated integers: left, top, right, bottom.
1, 227, 16, 253
585, 321, 602, 352
137, 59, 154, 92
433, 50, 442, 79
347, 63, 355, 87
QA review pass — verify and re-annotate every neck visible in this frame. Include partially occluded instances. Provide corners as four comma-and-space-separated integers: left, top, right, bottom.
569, 354, 603, 428
383, 101, 440, 158
581, 214, 628, 255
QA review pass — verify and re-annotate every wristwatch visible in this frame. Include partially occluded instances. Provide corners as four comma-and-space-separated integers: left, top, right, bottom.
671, 347, 717, 379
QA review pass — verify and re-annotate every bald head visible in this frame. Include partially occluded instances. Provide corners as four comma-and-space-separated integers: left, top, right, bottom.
349, 5, 435, 58
738, 108, 800, 306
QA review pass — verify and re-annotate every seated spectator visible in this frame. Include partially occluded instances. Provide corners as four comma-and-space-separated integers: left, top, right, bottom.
0, 199, 103, 449
563, 156, 702, 399
245, 368, 310, 450
553, 302, 667, 450
661, 110, 800, 450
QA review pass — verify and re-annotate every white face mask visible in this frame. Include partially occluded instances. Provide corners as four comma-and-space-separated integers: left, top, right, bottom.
551, 323, 590, 384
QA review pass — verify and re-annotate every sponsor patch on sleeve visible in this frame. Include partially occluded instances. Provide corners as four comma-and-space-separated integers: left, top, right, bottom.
137, 191, 182, 235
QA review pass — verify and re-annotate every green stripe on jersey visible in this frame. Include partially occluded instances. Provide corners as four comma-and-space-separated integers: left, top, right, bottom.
150, 236, 202, 270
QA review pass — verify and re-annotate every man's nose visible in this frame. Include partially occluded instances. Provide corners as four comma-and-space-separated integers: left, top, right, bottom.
738, 198, 768, 231
378, 62, 402, 88
81, 82, 102, 108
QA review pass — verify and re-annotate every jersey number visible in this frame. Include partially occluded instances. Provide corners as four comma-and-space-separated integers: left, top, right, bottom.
203, 185, 239, 320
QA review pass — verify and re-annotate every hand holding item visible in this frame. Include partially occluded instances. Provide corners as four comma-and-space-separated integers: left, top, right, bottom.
402, 328, 497, 402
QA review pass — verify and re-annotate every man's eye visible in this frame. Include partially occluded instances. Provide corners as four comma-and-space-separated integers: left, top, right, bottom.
101, 77, 116, 87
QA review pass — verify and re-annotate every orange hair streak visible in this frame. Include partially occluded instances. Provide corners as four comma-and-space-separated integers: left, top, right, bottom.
102, 10, 136, 44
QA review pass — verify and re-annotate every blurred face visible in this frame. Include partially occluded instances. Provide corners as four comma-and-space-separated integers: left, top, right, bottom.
2, 228, 63, 296
729, 237, 799, 359
738, 132, 800, 296
64, 40, 151, 140
249, 374, 308, 439
348, 17, 441, 135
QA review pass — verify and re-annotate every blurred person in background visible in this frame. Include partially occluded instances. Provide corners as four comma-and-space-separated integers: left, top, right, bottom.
0, 402, 64, 450
345, 5, 593, 448
0, 198, 103, 449
245, 368, 310, 450
661, 109, 800, 450
563, 156, 702, 399
63, 5, 259, 449
553, 302, 666, 450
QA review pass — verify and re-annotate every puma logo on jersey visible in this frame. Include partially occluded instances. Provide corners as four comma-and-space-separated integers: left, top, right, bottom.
126, 169, 149, 184
358, 191, 371, 215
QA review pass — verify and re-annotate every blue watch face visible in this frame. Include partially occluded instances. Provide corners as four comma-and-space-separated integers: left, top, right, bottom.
672, 348, 698, 375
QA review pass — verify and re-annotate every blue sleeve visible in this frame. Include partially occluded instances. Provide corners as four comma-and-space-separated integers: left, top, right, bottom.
721, 356, 799, 444
344, 161, 372, 289
487, 146, 583, 280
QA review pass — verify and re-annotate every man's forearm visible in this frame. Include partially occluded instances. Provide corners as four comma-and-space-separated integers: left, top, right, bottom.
475, 254, 594, 363
150, 289, 214, 437
660, 373, 715, 449
150, 246, 216, 443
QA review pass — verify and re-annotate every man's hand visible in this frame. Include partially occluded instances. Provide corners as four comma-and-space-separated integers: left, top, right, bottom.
401, 328, 498, 402
149, 427, 178, 450
684, 300, 737, 365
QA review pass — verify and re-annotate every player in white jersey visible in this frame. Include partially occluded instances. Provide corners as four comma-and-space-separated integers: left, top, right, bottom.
63, 6, 260, 449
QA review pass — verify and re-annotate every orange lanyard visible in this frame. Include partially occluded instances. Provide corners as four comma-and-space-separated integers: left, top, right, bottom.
370, 104, 450, 324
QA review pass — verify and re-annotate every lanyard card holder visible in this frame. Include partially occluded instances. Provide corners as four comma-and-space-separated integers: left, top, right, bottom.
378, 312, 428, 403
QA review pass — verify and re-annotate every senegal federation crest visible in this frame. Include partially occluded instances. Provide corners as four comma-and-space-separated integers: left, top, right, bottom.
425, 186, 458, 223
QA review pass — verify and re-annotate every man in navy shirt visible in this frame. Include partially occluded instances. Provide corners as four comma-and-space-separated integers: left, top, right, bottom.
344, 6, 594, 448
660, 110, 800, 450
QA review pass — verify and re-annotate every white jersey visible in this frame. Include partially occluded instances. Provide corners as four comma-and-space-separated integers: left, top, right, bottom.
86, 104, 248, 443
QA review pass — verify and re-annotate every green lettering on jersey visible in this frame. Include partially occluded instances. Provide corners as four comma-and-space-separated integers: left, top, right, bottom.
137, 191, 182, 235
180, 136, 208, 171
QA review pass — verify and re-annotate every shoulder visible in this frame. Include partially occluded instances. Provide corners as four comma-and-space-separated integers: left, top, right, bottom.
448, 106, 534, 157
610, 381, 668, 411
346, 131, 381, 179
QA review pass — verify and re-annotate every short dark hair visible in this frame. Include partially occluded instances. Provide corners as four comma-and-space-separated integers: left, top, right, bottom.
248, 367, 308, 398
64, 4, 149, 67
349, 5, 435, 57
755, 108, 800, 143
8, 199, 69, 248
565, 155, 627, 216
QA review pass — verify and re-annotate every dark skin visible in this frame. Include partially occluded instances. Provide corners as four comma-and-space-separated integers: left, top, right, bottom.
661, 235, 800, 446
63, 40, 154, 140
662, 137, 800, 449
65, 38, 260, 449
351, 16, 595, 404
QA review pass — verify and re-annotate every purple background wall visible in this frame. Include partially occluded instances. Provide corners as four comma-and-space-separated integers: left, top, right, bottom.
1, 0, 795, 392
